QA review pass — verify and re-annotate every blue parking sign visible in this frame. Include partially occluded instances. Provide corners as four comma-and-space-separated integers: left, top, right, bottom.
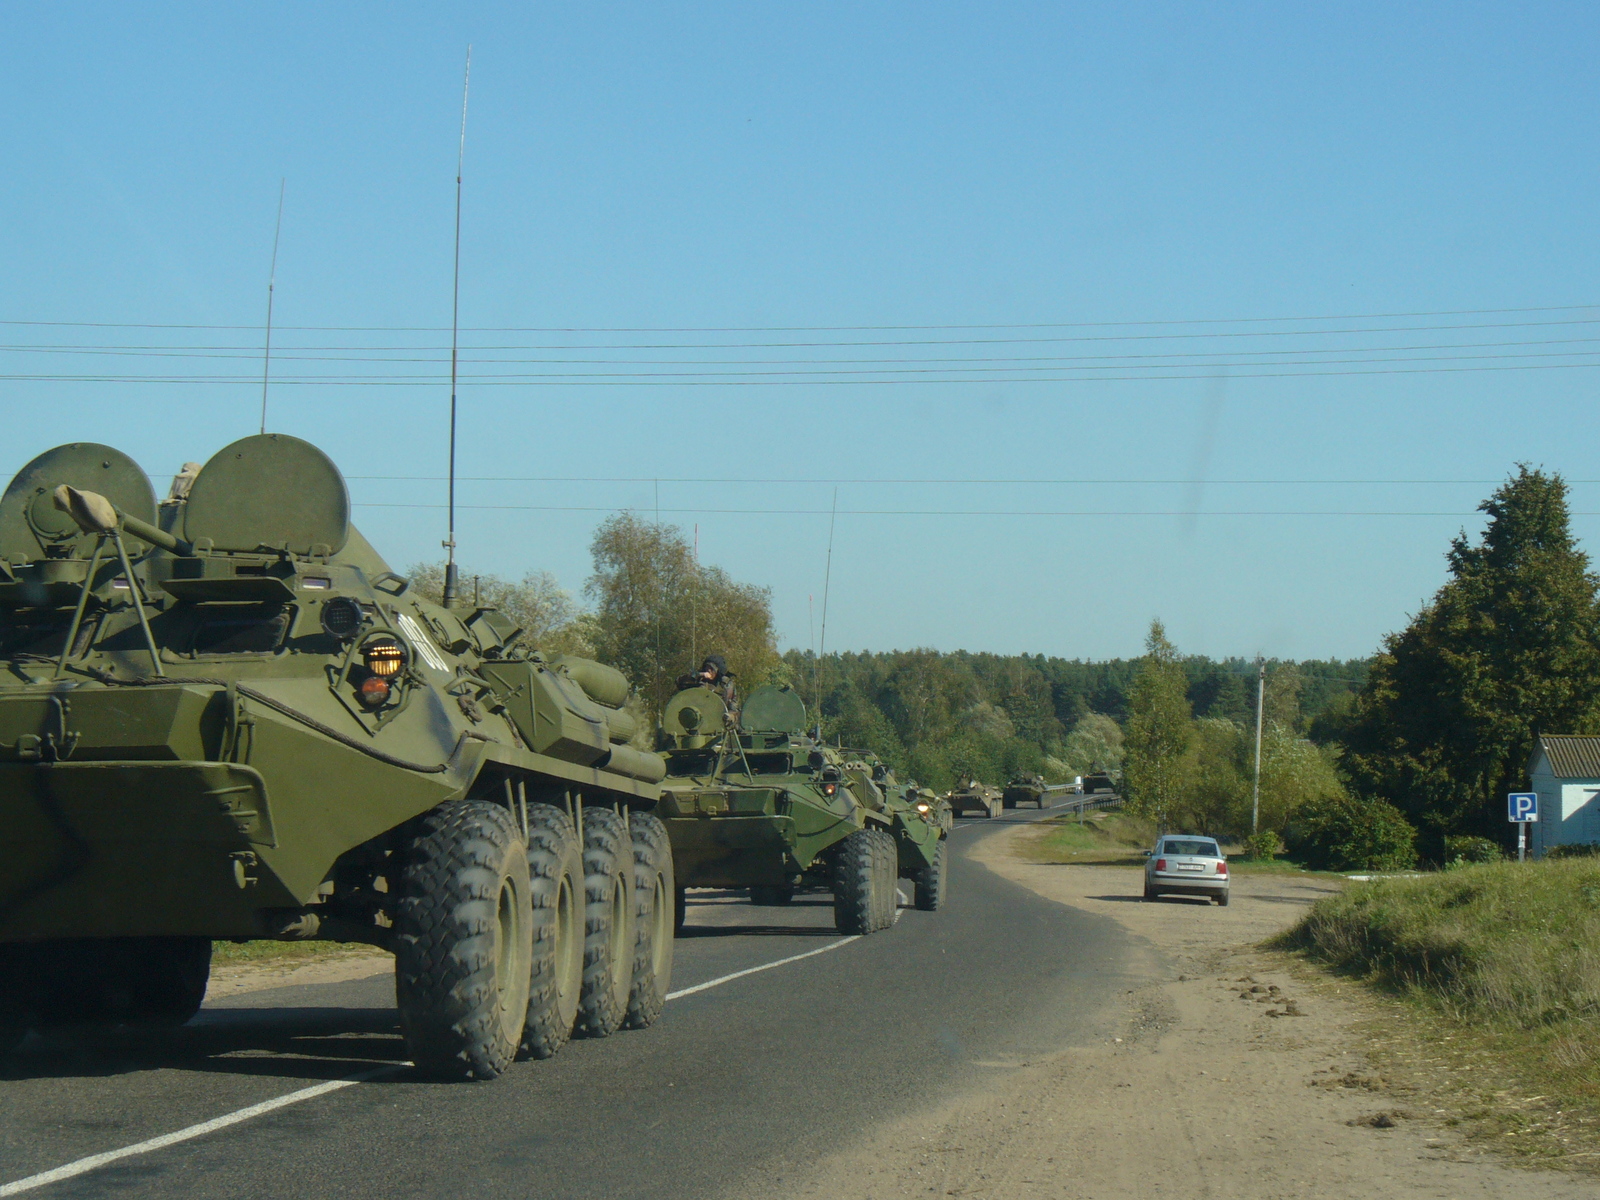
1508, 792, 1539, 823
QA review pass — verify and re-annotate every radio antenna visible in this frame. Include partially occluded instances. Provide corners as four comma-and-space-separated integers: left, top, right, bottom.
442, 47, 471, 609
816, 488, 838, 716
258, 179, 285, 435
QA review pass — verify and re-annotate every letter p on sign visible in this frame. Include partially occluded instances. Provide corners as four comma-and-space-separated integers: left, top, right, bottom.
1508, 792, 1539, 823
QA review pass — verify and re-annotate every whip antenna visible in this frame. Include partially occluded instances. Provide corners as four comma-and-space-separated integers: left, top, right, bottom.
258, 179, 285, 435
816, 488, 838, 718
442, 47, 471, 608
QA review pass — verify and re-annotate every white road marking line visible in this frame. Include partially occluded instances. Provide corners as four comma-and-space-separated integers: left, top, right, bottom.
665, 935, 862, 1000
0, 1066, 400, 1197
2, 929, 875, 1195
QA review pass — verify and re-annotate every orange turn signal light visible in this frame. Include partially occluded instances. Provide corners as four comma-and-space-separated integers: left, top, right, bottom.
358, 675, 391, 708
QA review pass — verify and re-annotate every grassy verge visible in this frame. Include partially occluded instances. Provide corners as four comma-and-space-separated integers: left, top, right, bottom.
1281, 858, 1600, 1163
1015, 811, 1157, 865
210, 940, 390, 968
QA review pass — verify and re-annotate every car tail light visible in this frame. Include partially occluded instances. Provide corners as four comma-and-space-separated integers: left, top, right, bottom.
1216, 861, 1228, 876
1155, 858, 1167, 872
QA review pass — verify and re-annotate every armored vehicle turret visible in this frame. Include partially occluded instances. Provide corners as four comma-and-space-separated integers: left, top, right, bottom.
656, 682, 948, 932
0, 436, 673, 1080
1003, 773, 1050, 809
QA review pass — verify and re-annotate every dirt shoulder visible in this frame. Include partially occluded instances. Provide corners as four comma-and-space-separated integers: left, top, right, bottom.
206, 949, 393, 1001
767, 825, 1591, 1199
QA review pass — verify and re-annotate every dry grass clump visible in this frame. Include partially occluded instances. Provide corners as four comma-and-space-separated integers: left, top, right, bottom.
1284, 859, 1600, 1129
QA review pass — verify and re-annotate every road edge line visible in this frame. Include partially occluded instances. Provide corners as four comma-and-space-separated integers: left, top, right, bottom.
665, 935, 861, 1001
0, 1066, 399, 1197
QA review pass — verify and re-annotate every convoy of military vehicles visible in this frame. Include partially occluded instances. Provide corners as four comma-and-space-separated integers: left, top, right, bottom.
0, 434, 1090, 1079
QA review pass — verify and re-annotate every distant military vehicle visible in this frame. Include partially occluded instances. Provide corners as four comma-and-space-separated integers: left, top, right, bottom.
1003, 773, 1049, 809
1081, 771, 1120, 795
944, 777, 1004, 819
0, 436, 672, 1080
657, 683, 949, 930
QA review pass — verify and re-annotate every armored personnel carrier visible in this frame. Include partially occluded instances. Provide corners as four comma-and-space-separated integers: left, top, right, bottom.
944, 777, 1004, 819
657, 682, 949, 932
0, 435, 672, 1080
1003, 773, 1049, 809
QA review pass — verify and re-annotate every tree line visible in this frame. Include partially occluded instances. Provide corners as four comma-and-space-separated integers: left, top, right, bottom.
1119, 466, 1600, 868
414, 465, 1600, 871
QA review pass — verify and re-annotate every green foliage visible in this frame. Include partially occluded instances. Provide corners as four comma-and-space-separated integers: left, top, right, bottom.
1342, 467, 1600, 852
585, 512, 780, 715
1123, 620, 1194, 829
1546, 842, 1600, 859
1287, 859, 1600, 1028
1286, 793, 1418, 872
1056, 712, 1124, 775
1242, 829, 1284, 861
1444, 835, 1503, 865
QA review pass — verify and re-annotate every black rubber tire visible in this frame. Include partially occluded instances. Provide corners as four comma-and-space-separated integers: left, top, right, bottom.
12, 937, 211, 1027
576, 806, 636, 1039
833, 828, 896, 935
674, 886, 688, 934
914, 837, 947, 911
748, 885, 795, 906
519, 803, 584, 1060
394, 800, 533, 1081
877, 832, 900, 928
1216, 891, 1230, 907
625, 812, 675, 1030
1143, 885, 1157, 901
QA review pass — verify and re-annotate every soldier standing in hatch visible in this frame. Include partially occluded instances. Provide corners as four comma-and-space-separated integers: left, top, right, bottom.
676, 654, 738, 711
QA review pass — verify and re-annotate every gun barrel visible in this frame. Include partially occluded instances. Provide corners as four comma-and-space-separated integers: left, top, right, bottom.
121, 512, 191, 556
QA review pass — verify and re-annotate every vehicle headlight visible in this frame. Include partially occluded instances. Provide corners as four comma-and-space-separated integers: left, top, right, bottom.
364, 638, 406, 677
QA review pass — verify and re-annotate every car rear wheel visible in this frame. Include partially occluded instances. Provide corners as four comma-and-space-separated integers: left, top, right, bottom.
1216, 891, 1230, 907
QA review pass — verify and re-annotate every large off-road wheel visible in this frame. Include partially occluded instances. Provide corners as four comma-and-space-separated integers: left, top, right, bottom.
576, 806, 636, 1039
394, 800, 533, 1081
14, 937, 211, 1027
626, 812, 675, 1030
914, 838, 948, 911
833, 828, 897, 935
748, 885, 794, 906
519, 803, 584, 1060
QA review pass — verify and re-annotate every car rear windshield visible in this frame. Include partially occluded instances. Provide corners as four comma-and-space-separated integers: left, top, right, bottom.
1162, 839, 1221, 858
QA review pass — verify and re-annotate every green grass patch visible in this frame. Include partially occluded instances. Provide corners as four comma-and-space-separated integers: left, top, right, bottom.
1017, 810, 1157, 864
1282, 858, 1600, 1161
210, 940, 390, 967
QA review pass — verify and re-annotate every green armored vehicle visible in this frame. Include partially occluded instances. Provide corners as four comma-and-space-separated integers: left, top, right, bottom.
657, 682, 948, 932
0, 435, 673, 1080
944, 776, 1003, 819
1003, 773, 1049, 809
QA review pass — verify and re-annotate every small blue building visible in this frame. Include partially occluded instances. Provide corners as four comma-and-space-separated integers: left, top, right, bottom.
1528, 735, 1600, 856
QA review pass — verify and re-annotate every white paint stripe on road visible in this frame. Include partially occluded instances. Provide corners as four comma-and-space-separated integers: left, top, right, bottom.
2, 929, 875, 1195
665, 935, 861, 1001
0, 1066, 401, 1196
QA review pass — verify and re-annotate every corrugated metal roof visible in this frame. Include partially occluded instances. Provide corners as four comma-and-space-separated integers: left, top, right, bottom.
1536, 735, 1600, 779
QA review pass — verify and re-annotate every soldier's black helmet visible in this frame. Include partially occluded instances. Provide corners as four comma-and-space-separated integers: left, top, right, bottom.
701, 654, 729, 678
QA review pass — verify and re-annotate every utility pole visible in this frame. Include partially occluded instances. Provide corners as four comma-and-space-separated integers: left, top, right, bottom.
1251, 657, 1265, 835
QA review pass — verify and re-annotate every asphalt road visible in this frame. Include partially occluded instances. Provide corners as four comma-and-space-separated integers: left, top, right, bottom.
0, 807, 1139, 1199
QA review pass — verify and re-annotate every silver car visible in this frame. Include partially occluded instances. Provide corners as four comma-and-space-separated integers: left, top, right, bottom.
1143, 835, 1230, 905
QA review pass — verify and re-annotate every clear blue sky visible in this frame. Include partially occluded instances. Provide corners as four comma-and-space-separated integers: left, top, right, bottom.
4, 3, 1598, 662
